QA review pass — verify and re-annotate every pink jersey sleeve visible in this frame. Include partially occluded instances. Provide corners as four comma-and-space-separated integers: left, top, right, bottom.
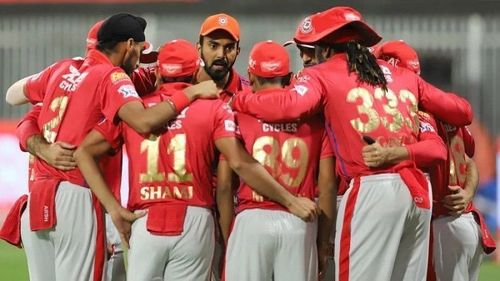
131, 66, 156, 97
94, 119, 124, 152
417, 76, 473, 126
232, 70, 324, 122
320, 130, 334, 159
406, 111, 447, 168
24, 63, 58, 104
461, 126, 475, 158
16, 104, 42, 152
100, 68, 143, 122
213, 102, 240, 141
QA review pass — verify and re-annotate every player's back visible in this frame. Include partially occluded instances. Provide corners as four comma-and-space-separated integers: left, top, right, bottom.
305, 54, 423, 178
236, 88, 329, 213
25, 50, 139, 184
120, 82, 236, 211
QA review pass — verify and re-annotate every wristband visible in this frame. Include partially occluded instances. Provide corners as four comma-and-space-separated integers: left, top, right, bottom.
168, 91, 190, 112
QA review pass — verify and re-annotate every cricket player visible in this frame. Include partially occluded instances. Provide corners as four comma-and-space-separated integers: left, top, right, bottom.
225, 40, 336, 281
231, 6, 473, 281
284, 15, 339, 280
196, 13, 249, 102
74, 39, 320, 281
4, 13, 220, 281
374, 40, 497, 281
284, 15, 318, 69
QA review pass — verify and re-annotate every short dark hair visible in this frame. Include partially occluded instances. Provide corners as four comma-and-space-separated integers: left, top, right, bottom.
96, 40, 120, 52
255, 75, 291, 87
161, 75, 194, 84
198, 35, 239, 48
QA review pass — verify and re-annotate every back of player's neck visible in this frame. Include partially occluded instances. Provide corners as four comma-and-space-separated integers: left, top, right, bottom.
253, 84, 283, 93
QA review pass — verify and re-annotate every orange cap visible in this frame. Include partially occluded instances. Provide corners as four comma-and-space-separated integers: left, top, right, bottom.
200, 13, 240, 41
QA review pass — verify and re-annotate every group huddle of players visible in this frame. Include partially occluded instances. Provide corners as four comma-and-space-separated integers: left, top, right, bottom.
0, 5, 497, 281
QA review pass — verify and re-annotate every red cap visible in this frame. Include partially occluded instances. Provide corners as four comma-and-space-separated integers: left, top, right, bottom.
86, 20, 104, 51
283, 15, 316, 49
299, 6, 381, 47
248, 40, 290, 78
373, 40, 421, 75
157, 39, 200, 78
200, 13, 240, 41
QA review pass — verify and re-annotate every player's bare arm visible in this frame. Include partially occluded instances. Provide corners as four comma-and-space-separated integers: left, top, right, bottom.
317, 156, 336, 280
16, 106, 77, 170
215, 160, 234, 244
442, 156, 479, 215
26, 135, 77, 171
231, 72, 323, 122
215, 137, 319, 222
117, 80, 220, 134
5, 76, 31, 105
74, 129, 145, 247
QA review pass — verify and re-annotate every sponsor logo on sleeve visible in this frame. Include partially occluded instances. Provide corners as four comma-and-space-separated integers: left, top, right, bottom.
224, 120, 236, 132
293, 85, 308, 96
111, 72, 131, 84
419, 121, 435, 133
118, 85, 139, 98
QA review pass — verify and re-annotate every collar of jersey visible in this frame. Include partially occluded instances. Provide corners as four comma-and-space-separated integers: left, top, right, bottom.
86, 49, 114, 65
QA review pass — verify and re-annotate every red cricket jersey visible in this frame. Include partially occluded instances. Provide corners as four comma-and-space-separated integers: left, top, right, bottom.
430, 124, 475, 216
235, 88, 333, 213
233, 54, 468, 179
334, 110, 446, 195
24, 49, 141, 186
96, 82, 238, 211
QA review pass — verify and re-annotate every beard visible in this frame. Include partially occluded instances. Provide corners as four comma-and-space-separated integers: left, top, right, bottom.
201, 52, 234, 82
121, 53, 137, 76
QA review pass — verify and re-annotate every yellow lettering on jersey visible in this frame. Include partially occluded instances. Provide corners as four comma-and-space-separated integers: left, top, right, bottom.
110, 72, 130, 84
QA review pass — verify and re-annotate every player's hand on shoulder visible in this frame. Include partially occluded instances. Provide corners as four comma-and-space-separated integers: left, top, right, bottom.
288, 196, 319, 222
185, 80, 221, 100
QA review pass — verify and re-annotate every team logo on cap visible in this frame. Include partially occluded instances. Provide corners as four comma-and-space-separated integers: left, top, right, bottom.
300, 17, 313, 34
248, 57, 256, 69
345, 13, 361, 21
218, 16, 228, 26
162, 63, 183, 75
261, 61, 282, 72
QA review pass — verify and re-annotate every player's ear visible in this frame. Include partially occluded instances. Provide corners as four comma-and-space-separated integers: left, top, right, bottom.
155, 67, 163, 86
248, 72, 256, 88
196, 41, 202, 55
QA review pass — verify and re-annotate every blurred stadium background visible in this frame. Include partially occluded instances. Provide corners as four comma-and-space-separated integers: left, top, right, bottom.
0, 0, 499, 280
